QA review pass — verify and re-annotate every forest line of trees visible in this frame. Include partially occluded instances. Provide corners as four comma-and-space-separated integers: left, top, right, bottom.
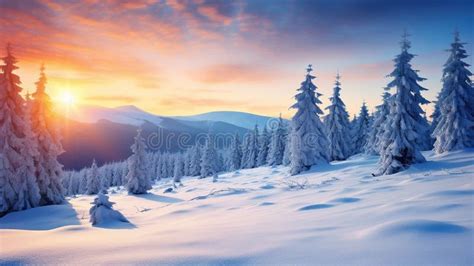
1, 31, 472, 215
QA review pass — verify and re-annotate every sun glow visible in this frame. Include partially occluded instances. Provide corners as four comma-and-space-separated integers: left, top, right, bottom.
59, 91, 76, 106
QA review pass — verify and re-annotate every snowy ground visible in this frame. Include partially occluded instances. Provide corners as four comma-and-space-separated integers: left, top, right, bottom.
1, 150, 473, 265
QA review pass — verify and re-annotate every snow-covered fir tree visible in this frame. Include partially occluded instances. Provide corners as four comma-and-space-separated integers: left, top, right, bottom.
183, 150, 191, 177
374, 33, 430, 176
289, 65, 329, 175
229, 134, 242, 171
89, 192, 128, 226
31, 64, 65, 205
189, 145, 201, 176
126, 129, 151, 194
0, 44, 41, 215
86, 159, 101, 195
282, 129, 291, 166
432, 32, 474, 153
158, 153, 167, 179
241, 125, 259, 169
200, 135, 218, 178
323, 73, 352, 161
364, 92, 392, 155
18, 91, 42, 205
352, 102, 370, 154
430, 92, 442, 134
173, 154, 184, 187
267, 115, 286, 166
257, 126, 270, 166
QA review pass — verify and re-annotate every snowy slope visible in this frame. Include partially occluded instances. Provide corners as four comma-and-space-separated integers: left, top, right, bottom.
1, 150, 473, 265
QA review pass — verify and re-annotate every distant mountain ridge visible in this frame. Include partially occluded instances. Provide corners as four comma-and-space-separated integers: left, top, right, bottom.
68, 104, 278, 130
173, 111, 276, 130
56, 104, 286, 170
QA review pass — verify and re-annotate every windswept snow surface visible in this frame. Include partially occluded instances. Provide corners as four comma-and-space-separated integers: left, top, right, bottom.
1, 150, 473, 265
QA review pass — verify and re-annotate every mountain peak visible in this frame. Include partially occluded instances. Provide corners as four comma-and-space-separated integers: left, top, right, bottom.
114, 105, 144, 113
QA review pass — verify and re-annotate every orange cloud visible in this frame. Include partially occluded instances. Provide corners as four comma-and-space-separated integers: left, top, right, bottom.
85, 95, 137, 103
197, 6, 233, 25
192, 63, 276, 84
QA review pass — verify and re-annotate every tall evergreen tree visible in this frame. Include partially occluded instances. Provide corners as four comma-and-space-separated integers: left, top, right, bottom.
0, 44, 41, 215
183, 150, 191, 177
257, 126, 270, 166
282, 125, 291, 166
324, 73, 352, 161
374, 33, 430, 176
229, 134, 242, 171
352, 102, 370, 154
433, 32, 474, 153
267, 115, 286, 166
189, 145, 201, 176
241, 125, 258, 169
126, 129, 151, 194
200, 135, 218, 178
430, 92, 442, 133
86, 159, 101, 195
31, 64, 65, 205
289, 65, 329, 175
364, 92, 391, 155
173, 154, 184, 186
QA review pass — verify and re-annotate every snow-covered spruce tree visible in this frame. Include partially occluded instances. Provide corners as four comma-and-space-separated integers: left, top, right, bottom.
267, 115, 286, 166
86, 159, 101, 195
282, 128, 291, 166
229, 134, 242, 171
289, 65, 329, 175
217, 152, 225, 172
0, 44, 41, 215
200, 135, 218, 178
432, 32, 474, 153
78, 168, 88, 194
173, 154, 183, 187
126, 129, 151, 194
323, 73, 352, 161
183, 150, 191, 177
31, 64, 65, 205
189, 145, 201, 176
158, 154, 166, 179
89, 192, 128, 226
430, 92, 441, 133
364, 92, 391, 155
374, 33, 430, 176
352, 102, 370, 154
241, 125, 258, 169
257, 126, 270, 166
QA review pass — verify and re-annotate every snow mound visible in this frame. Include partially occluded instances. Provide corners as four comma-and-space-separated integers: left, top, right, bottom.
89, 193, 131, 228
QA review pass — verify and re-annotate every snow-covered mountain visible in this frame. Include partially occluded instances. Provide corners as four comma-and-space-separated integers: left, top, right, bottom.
174, 111, 278, 130
68, 104, 163, 126
1, 150, 473, 264
68, 104, 279, 130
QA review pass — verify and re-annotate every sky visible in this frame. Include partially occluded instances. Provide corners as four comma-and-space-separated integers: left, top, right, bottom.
0, 0, 472, 118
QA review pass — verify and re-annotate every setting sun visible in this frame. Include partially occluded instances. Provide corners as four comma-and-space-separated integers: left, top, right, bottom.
58, 91, 76, 106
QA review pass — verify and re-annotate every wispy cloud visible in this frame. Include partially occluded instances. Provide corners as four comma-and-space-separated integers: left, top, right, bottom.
192, 63, 276, 84
85, 95, 137, 103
